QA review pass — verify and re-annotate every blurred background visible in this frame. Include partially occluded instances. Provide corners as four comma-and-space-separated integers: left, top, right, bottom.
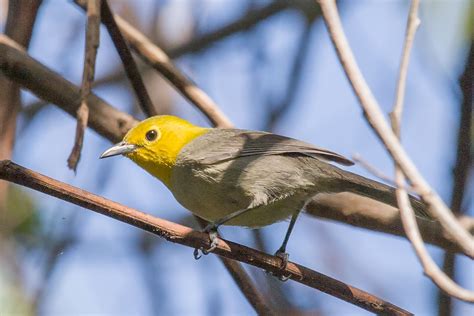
0, 0, 472, 315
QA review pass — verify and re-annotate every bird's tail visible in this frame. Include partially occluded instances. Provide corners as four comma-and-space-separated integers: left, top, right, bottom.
322, 166, 431, 220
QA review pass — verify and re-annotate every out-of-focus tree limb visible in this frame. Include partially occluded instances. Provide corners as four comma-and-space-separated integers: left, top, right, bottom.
438, 39, 474, 315
0, 160, 413, 316
167, 0, 293, 58
0, 0, 42, 214
0, 35, 473, 258
307, 193, 474, 254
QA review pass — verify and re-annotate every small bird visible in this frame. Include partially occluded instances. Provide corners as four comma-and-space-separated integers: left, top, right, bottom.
100, 115, 428, 267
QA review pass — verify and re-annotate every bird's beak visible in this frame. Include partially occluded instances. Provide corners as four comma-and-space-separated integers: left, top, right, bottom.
100, 141, 137, 159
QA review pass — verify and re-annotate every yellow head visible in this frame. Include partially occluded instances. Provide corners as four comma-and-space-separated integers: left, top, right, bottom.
100, 115, 208, 187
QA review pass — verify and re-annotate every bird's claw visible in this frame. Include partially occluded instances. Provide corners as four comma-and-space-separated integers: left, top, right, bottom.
265, 248, 292, 281
275, 249, 289, 270
193, 226, 219, 260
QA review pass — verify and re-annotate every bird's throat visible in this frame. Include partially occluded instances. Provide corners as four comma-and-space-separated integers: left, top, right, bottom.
128, 126, 209, 187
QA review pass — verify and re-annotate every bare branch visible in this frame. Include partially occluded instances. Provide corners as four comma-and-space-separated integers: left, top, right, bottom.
68, 0, 101, 171
100, 0, 158, 117
317, 0, 474, 258
0, 160, 413, 316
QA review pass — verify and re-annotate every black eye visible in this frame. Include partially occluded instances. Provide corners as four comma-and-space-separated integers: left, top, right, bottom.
145, 129, 158, 141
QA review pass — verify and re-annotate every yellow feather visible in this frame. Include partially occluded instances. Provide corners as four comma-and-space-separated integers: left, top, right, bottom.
123, 115, 209, 187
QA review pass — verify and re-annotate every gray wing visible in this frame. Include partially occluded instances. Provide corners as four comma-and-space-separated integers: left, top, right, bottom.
184, 129, 354, 166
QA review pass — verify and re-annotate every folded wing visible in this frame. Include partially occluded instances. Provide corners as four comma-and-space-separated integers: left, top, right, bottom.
190, 129, 354, 166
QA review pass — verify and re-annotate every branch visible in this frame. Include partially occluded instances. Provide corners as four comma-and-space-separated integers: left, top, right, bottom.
0, 35, 472, 258
317, 0, 474, 258
100, 0, 158, 117
68, 0, 101, 171
0, 160, 412, 316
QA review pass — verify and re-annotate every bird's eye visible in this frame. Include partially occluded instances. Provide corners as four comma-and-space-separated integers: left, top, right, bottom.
145, 129, 158, 141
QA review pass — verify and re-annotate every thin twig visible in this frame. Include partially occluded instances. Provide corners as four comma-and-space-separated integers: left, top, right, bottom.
265, 15, 315, 131
318, 0, 474, 302
68, 0, 101, 171
352, 154, 397, 187
317, 0, 474, 259
0, 35, 473, 257
0, 160, 413, 316
100, 0, 158, 117
168, 0, 292, 58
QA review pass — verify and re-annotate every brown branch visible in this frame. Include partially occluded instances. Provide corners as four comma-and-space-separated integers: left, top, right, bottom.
167, 0, 292, 58
438, 39, 474, 315
68, 0, 101, 172
317, 0, 474, 259
0, 35, 472, 258
0, 160, 412, 316
100, 0, 158, 117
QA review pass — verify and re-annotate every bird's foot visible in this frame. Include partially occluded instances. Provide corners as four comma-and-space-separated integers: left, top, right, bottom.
265, 248, 292, 281
193, 224, 219, 260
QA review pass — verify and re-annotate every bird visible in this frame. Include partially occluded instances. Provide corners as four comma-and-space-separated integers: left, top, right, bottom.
100, 115, 429, 270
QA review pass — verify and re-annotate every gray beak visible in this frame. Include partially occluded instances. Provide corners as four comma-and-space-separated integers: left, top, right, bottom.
100, 142, 137, 159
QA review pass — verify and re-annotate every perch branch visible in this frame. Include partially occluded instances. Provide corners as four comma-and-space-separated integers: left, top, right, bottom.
0, 160, 412, 316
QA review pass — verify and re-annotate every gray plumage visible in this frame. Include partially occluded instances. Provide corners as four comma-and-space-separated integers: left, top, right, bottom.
170, 129, 429, 228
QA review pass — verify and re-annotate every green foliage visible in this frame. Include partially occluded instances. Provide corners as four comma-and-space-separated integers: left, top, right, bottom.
5, 187, 40, 240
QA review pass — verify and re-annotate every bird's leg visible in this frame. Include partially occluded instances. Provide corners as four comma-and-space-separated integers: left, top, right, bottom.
193, 206, 255, 260
272, 210, 301, 281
